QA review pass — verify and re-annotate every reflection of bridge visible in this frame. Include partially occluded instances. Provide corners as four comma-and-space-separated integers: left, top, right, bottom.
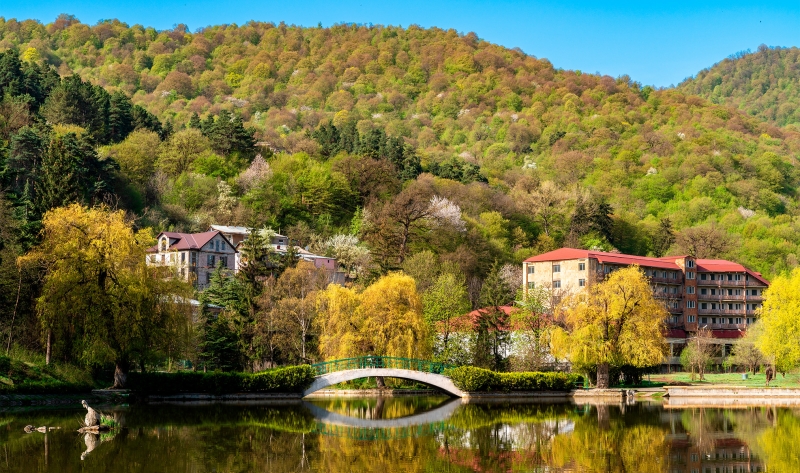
304, 357, 464, 397
304, 398, 462, 440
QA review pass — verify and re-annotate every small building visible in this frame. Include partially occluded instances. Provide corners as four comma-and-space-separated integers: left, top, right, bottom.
146, 230, 237, 289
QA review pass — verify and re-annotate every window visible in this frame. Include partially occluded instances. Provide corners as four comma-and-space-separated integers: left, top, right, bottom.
701, 303, 708, 310
672, 302, 679, 309
578, 262, 586, 271
553, 280, 561, 289
205, 272, 211, 284
688, 286, 695, 294
711, 303, 717, 310
221, 241, 226, 251
712, 317, 717, 324
553, 264, 561, 273
527, 282, 535, 289
736, 318, 743, 324
727, 289, 733, 296
191, 252, 197, 265
727, 274, 733, 281
687, 271, 695, 279
688, 315, 696, 323
686, 260, 695, 268
578, 279, 586, 287
700, 317, 708, 324
746, 318, 751, 325
735, 304, 742, 310
728, 303, 734, 310
700, 288, 707, 295
700, 273, 708, 280
734, 274, 742, 281
686, 300, 696, 308
207, 255, 216, 266
750, 289, 758, 296
161, 254, 165, 264
527, 265, 535, 275
728, 318, 733, 324
661, 271, 667, 278
671, 272, 677, 279
181, 252, 186, 263
711, 289, 717, 295
670, 286, 677, 294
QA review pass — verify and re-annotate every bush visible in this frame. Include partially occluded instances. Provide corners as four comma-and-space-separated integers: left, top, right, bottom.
447, 366, 581, 392
446, 366, 499, 391
127, 365, 316, 395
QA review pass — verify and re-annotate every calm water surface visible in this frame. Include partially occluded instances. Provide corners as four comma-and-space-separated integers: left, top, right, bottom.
1, 396, 794, 472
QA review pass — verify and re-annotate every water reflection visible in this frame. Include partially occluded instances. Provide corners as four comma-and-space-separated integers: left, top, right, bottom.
1, 398, 797, 472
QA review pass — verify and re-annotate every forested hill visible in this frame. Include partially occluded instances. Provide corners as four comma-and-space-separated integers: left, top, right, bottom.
679, 45, 800, 127
0, 15, 799, 284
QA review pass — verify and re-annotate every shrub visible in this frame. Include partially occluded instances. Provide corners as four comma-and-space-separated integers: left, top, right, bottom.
447, 366, 581, 392
126, 365, 316, 395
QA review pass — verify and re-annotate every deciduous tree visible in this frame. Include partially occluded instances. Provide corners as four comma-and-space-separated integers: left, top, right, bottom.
756, 268, 800, 373
552, 265, 667, 388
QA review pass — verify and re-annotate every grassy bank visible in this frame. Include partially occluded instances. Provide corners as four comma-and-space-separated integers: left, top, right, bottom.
651, 372, 800, 388
0, 348, 95, 394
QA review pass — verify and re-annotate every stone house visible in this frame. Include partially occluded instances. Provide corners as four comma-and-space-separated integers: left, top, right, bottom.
146, 230, 237, 289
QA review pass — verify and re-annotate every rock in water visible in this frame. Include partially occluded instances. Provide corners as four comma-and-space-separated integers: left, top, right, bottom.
82, 400, 100, 427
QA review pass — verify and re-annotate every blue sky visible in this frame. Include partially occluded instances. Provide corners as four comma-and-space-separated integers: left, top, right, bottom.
3, 1, 800, 87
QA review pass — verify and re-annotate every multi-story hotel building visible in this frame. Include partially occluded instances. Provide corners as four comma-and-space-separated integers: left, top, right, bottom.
522, 248, 768, 359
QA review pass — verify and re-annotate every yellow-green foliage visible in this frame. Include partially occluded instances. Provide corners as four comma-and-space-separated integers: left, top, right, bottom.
756, 268, 800, 371
551, 266, 668, 370
316, 272, 430, 360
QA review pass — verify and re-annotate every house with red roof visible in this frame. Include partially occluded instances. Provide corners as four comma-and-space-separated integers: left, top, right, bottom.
146, 230, 237, 289
522, 248, 769, 368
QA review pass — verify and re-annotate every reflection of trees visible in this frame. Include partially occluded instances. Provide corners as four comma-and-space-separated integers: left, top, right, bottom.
309, 396, 447, 420
547, 406, 669, 473
756, 410, 800, 472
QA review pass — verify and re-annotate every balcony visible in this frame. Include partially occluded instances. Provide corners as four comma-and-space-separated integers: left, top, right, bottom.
697, 294, 746, 301
648, 276, 682, 285
697, 279, 747, 287
697, 308, 747, 316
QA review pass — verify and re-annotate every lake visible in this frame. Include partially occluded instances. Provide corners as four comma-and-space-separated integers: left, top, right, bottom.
1, 395, 793, 472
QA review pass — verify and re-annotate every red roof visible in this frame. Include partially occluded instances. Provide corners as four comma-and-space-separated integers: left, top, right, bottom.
666, 329, 687, 339
710, 329, 745, 339
524, 248, 681, 270
696, 259, 769, 285
441, 305, 519, 333
523, 248, 768, 284
146, 231, 234, 253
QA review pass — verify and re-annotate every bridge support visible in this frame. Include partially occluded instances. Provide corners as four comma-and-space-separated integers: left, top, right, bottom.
303, 368, 464, 397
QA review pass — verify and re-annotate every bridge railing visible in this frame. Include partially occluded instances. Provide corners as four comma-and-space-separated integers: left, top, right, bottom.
311, 356, 455, 376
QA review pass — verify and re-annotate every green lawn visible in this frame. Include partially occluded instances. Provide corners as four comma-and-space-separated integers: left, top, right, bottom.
650, 372, 800, 388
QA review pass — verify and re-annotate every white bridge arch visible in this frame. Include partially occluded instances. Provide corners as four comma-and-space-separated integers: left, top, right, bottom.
303, 368, 464, 397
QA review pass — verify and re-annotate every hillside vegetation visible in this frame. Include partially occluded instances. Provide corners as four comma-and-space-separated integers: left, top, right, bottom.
0, 17, 798, 288
680, 45, 800, 127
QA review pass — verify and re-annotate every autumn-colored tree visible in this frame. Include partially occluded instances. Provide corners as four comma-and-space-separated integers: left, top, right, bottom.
316, 273, 430, 360
19, 204, 191, 387
756, 268, 800, 374
552, 265, 667, 388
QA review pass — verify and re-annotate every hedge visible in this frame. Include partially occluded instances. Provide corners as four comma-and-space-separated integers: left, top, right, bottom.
446, 366, 582, 392
126, 365, 316, 395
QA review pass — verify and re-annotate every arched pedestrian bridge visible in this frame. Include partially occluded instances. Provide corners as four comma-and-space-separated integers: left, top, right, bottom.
304, 356, 464, 397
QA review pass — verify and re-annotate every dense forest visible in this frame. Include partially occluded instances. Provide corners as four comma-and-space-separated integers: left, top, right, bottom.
0, 15, 799, 363
680, 45, 800, 127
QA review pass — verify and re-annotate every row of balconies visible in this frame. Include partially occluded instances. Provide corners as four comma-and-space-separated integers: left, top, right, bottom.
696, 279, 754, 287
697, 308, 757, 316
697, 294, 763, 302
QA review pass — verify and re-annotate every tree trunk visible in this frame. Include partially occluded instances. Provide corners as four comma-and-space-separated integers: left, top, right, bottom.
375, 376, 386, 389
596, 404, 610, 430
596, 362, 610, 389
45, 330, 52, 365
112, 360, 129, 389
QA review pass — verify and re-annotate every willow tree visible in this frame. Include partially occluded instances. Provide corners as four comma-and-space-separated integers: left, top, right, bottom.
551, 265, 667, 389
756, 268, 800, 374
20, 204, 191, 387
316, 272, 431, 362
